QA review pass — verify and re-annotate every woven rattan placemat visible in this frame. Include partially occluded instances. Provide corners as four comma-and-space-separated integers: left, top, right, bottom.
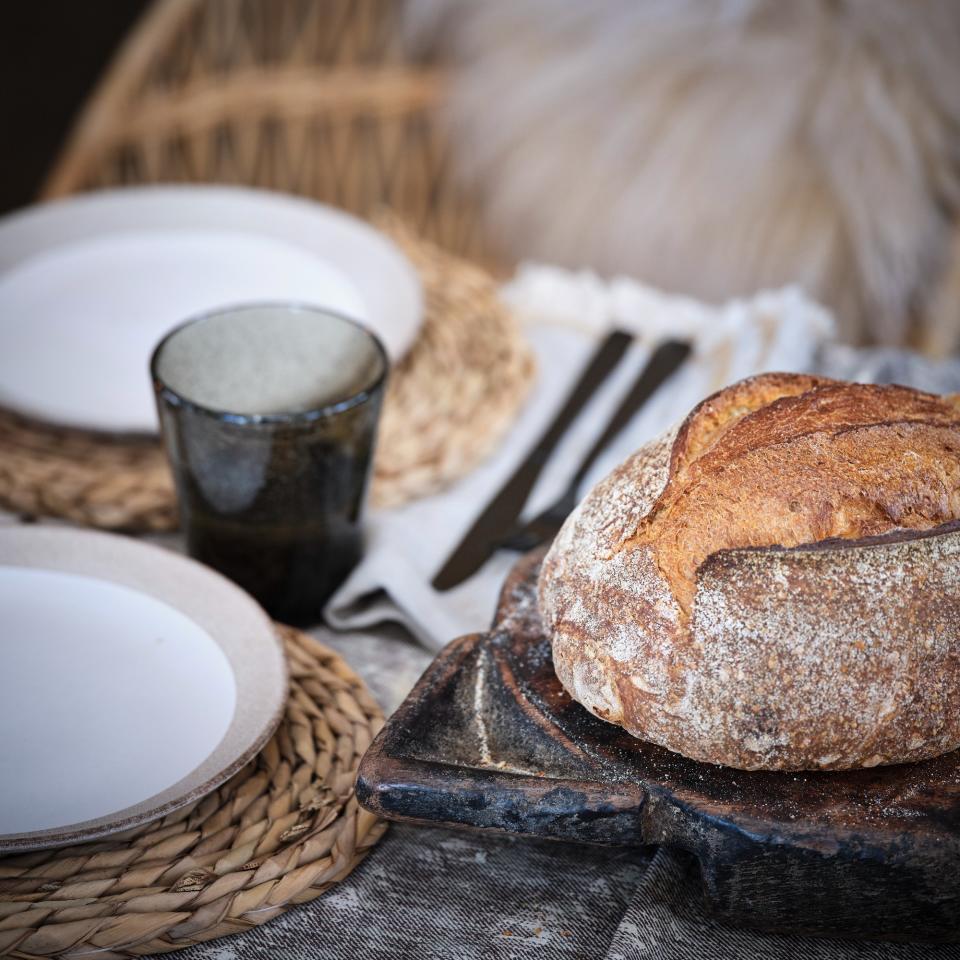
0, 626, 386, 959
0, 223, 534, 529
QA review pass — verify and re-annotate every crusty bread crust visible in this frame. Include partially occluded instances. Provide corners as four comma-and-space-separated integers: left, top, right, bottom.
538, 373, 960, 770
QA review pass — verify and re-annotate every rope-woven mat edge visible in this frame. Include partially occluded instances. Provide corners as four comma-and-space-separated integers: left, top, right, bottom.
0, 626, 387, 959
0, 222, 535, 529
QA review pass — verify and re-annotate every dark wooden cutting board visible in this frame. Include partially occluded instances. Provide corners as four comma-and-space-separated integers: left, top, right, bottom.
357, 549, 960, 942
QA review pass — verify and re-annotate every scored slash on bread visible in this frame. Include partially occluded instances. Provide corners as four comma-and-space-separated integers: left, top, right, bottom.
538, 373, 960, 771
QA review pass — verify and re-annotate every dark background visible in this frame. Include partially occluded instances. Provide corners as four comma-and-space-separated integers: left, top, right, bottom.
0, 2, 151, 214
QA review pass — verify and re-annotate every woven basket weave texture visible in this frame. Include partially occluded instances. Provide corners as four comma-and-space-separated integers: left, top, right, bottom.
42, 0, 493, 266
0, 224, 534, 528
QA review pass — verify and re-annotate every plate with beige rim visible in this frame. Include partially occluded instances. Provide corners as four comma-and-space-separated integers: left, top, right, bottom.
0, 526, 287, 853
0, 185, 422, 434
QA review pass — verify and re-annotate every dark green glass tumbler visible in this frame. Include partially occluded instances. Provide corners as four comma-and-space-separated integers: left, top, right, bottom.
152, 304, 387, 625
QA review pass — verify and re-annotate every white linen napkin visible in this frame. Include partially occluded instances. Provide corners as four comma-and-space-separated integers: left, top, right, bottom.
326, 267, 834, 650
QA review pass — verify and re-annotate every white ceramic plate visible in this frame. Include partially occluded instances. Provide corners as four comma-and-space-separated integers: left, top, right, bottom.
0, 185, 422, 434
0, 526, 287, 853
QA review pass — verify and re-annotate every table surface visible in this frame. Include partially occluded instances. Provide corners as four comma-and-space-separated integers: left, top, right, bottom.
7, 346, 960, 958
4, 519, 958, 959
174, 621, 960, 960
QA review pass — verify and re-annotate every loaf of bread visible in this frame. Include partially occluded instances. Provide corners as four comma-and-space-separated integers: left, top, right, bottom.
538, 373, 960, 771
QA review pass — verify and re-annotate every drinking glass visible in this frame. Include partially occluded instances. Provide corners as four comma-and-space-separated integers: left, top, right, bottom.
152, 303, 387, 625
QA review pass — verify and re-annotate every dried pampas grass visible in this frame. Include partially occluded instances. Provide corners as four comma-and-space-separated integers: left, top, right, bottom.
405, 0, 960, 350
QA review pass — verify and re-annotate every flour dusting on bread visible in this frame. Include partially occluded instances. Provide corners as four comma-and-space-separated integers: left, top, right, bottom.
538, 373, 960, 771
